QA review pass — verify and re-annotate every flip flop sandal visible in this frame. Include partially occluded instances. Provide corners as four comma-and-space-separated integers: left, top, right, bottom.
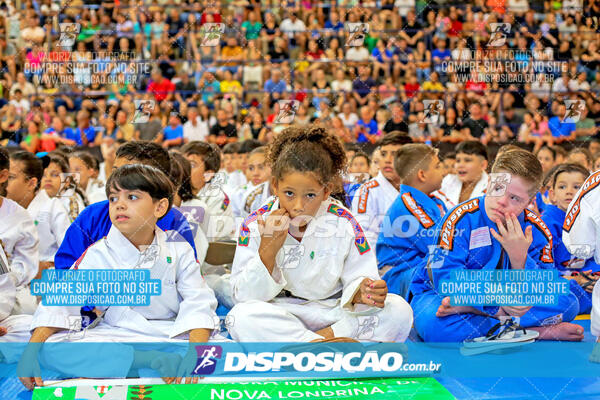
461, 319, 539, 356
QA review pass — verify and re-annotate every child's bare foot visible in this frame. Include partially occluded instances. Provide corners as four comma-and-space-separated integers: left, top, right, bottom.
529, 322, 584, 341
436, 297, 487, 317
0, 326, 7, 336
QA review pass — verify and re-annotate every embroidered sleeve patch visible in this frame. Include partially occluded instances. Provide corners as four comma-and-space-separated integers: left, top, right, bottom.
402, 192, 435, 228
357, 180, 379, 214
438, 199, 479, 251
238, 199, 275, 246
563, 171, 600, 233
327, 203, 371, 254
525, 209, 554, 264
221, 192, 230, 211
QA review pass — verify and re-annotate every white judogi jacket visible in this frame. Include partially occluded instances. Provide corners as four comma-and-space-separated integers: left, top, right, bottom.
27, 189, 70, 262
0, 197, 39, 315
86, 178, 106, 205
351, 171, 399, 245
0, 244, 14, 320
229, 182, 255, 218
231, 198, 379, 311
57, 188, 87, 222
563, 170, 600, 336
195, 182, 234, 238
223, 169, 247, 193
31, 226, 218, 339
239, 181, 272, 219
433, 172, 488, 210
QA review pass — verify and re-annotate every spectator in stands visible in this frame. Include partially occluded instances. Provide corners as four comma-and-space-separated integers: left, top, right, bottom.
146, 69, 175, 106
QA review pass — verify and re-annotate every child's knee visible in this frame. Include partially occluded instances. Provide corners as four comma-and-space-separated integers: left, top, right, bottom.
227, 301, 267, 338
377, 294, 413, 342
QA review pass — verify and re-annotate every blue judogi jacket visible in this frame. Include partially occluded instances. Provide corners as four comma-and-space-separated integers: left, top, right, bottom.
377, 185, 446, 273
411, 196, 556, 315
542, 204, 600, 274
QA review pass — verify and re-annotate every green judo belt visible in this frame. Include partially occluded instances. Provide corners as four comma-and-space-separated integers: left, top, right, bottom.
33, 377, 455, 400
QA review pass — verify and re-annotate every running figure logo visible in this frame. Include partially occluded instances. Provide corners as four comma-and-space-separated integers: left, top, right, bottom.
345, 23, 369, 47
275, 100, 299, 124
487, 23, 511, 47
132, 100, 156, 123
201, 23, 225, 47
193, 345, 223, 375
421, 100, 444, 124
58, 23, 81, 48
563, 100, 585, 123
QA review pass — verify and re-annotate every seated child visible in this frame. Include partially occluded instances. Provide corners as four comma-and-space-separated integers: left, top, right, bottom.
171, 151, 233, 308
181, 141, 235, 241
411, 149, 583, 342
68, 151, 106, 204
221, 142, 247, 193
41, 153, 88, 222
55, 141, 197, 270
238, 146, 273, 218
433, 141, 489, 210
228, 126, 413, 342
7, 151, 70, 272
542, 163, 599, 314
377, 144, 446, 299
352, 133, 409, 245
563, 169, 600, 340
21, 164, 218, 389
0, 148, 39, 316
567, 148, 594, 171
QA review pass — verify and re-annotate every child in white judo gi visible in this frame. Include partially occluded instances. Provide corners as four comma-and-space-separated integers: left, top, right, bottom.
0, 147, 39, 352
228, 126, 413, 343
351, 133, 411, 245
562, 170, 600, 360
7, 151, 70, 273
181, 141, 235, 241
237, 146, 273, 218
20, 164, 219, 389
41, 153, 88, 222
433, 140, 489, 210
68, 151, 106, 205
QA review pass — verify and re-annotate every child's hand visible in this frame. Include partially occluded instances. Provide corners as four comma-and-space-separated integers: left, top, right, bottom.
490, 214, 533, 269
0, 326, 6, 336
353, 278, 388, 308
257, 209, 290, 273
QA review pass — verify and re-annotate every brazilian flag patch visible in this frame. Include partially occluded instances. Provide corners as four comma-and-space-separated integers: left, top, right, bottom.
327, 204, 371, 254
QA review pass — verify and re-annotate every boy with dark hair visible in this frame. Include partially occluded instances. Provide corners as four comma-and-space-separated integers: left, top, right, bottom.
181, 141, 234, 240
433, 140, 489, 209
21, 165, 218, 389
351, 132, 412, 244
55, 141, 197, 270
412, 149, 583, 342
222, 142, 247, 192
377, 144, 446, 299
